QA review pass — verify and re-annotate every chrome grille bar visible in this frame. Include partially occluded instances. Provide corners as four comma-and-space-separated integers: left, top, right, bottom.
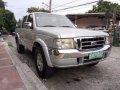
76, 37, 105, 51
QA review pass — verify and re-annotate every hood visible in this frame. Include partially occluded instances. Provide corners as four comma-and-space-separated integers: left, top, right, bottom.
36, 27, 108, 38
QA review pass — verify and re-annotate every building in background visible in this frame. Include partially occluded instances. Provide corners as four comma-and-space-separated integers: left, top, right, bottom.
66, 12, 120, 32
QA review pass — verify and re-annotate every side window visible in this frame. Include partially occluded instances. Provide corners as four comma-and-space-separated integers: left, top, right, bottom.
27, 14, 33, 28
22, 16, 27, 28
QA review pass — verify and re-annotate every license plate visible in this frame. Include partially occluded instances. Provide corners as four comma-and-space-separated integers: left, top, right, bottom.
89, 52, 103, 60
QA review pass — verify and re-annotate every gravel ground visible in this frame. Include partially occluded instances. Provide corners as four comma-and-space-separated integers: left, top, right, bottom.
4, 35, 120, 90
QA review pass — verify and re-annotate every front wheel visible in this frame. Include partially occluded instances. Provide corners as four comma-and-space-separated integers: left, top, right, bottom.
35, 47, 54, 79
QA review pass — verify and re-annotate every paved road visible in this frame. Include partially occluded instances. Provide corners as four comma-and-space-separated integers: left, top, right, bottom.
4, 35, 120, 90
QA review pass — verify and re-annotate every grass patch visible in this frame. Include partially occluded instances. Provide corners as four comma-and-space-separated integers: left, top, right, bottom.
8, 42, 13, 47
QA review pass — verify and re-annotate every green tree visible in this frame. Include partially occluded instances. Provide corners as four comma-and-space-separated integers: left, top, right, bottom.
0, 8, 16, 34
0, 0, 5, 29
0, 0, 16, 34
88, 0, 120, 16
0, 0, 5, 8
27, 7, 49, 13
4, 9, 16, 33
0, 9, 4, 28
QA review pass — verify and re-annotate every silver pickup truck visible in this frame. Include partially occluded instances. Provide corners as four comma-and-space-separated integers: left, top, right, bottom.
15, 12, 111, 78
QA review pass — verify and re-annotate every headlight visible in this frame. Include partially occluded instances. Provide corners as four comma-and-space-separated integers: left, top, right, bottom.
55, 39, 74, 49
105, 36, 110, 44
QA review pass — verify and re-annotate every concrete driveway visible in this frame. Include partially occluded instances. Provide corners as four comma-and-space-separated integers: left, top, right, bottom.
4, 35, 120, 90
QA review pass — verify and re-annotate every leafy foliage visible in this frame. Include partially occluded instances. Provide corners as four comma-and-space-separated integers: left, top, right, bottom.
27, 7, 49, 13
4, 9, 16, 33
0, 0, 5, 8
88, 0, 120, 16
0, 9, 4, 28
0, 0, 16, 34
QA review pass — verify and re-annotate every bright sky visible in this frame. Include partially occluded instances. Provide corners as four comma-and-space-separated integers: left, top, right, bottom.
3, 0, 120, 20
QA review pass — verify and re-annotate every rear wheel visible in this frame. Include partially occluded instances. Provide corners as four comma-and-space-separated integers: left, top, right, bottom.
35, 46, 54, 79
86, 62, 99, 66
16, 39, 24, 53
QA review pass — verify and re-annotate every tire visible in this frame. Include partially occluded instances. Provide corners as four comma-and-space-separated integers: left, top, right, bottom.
86, 62, 99, 66
35, 46, 54, 79
16, 39, 24, 53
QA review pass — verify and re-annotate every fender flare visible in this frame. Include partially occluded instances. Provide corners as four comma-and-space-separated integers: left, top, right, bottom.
15, 33, 22, 45
33, 38, 53, 67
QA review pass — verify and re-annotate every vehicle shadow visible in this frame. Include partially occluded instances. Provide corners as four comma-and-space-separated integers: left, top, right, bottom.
18, 49, 105, 90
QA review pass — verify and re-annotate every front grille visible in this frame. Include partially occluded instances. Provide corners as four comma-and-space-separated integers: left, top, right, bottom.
77, 37, 105, 51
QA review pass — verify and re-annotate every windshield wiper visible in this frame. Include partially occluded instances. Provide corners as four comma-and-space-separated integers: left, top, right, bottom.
59, 26, 72, 28
41, 25, 56, 27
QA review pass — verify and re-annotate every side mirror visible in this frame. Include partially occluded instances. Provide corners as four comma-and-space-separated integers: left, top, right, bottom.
24, 22, 32, 28
16, 24, 19, 28
16, 24, 20, 28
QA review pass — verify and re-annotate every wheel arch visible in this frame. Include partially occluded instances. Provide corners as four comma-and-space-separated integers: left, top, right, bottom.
32, 39, 53, 67
15, 33, 22, 45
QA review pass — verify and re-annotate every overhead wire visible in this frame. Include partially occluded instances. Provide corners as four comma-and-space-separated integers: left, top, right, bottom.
52, 1, 99, 12
52, 0, 79, 9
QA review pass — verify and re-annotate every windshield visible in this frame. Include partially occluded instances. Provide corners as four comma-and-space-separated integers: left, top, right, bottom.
35, 13, 75, 28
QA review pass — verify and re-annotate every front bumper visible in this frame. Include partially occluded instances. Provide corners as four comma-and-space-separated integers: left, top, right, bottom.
49, 45, 111, 68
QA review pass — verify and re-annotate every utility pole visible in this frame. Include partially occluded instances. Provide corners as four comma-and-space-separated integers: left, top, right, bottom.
49, 0, 52, 13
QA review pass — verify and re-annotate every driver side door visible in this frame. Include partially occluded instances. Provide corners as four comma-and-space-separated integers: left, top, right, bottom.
25, 14, 36, 51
